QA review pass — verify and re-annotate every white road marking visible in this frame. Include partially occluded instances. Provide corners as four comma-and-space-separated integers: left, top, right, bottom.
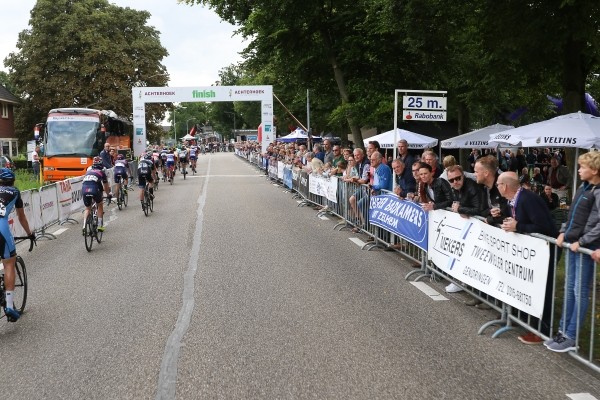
349, 237, 366, 247
567, 394, 598, 400
410, 282, 449, 301
52, 228, 68, 236
318, 215, 330, 220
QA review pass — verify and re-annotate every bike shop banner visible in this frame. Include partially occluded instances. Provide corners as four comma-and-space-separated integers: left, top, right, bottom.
309, 174, 338, 203
428, 210, 550, 317
368, 194, 428, 251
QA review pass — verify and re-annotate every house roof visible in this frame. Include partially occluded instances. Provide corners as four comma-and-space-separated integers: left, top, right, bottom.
0, 85, 20, 104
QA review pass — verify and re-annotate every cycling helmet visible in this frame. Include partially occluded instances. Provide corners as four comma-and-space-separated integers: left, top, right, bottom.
92, 156, 103, 168
0, 168, 15, 182
116, 154, 125, 160
144, 153, 153, 160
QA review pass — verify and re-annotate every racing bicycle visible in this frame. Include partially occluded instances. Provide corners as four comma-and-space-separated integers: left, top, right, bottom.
0, 235, 36, 322
116, 181, 128, 210
83, 196, 109, 251
141, 183, 154, 217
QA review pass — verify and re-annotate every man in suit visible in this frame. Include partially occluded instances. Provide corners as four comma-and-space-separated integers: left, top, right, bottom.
497, 171, 559, 345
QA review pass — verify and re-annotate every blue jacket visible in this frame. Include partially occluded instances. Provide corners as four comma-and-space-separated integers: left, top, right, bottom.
372, 163, 393, 193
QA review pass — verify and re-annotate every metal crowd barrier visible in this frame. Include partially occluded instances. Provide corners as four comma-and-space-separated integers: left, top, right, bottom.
234, 149, 598, 373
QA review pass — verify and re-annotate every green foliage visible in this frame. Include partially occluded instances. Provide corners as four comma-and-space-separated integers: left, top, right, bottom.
4, 0, 169, 144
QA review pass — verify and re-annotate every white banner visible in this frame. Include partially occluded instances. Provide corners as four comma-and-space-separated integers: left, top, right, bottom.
29, 189, 43, 232
277, 161, 284, 180
308, 175, 338, 203
39, 184, 59, 227
7, 190, 33, 237
70, 177, 84, 214
428, 210, 550, 317
57, 179, 73, 221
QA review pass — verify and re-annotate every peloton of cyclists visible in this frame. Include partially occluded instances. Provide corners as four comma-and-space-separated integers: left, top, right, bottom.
0, 168, 35, 322
137, 153, 157, 206
82, 156, 112, 233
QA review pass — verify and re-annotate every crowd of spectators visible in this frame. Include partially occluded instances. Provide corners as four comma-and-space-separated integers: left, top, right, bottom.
236, 137, 600, 353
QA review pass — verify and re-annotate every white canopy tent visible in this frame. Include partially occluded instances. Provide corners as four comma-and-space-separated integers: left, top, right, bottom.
278, 128, 321, 143
363, 128, 438, 149
441, 124, 514, 149
489, 112, 600, 196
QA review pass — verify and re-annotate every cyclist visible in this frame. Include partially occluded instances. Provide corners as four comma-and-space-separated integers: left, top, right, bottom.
159, 147, 168, 180
0, 168, 35, 322
113, 154, 129, 196
165, 149, 176, 182
178, 146, 189, 176
137, 153, 156, 207
82, 156, 112, 233
189, 145, 197, 173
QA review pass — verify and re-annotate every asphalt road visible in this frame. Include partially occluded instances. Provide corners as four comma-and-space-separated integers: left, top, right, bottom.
0, 152, 599, 400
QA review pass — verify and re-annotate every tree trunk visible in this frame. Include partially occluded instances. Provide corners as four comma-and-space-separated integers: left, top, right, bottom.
561, 37, 586, 114
320, 28, 363, 148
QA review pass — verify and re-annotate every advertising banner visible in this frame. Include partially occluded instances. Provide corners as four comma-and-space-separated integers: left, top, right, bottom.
283, 165, 293, 189
70, 177, 84, 213
39, 184, 59, 227
29, 189, 43, 232
308, 175, 338, 203
368, 194, 428, 251
428, 210, 550, 317
277, 161, 285, 180
8, 190, 33, 237
57, 179, 73, 221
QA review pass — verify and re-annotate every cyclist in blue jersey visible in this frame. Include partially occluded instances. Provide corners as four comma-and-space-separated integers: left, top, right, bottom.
0, 168, 35, 322
82, 157, 112, 233
189, 145, 198, 173
113, 154, 129, 194
165, 150, 176, 182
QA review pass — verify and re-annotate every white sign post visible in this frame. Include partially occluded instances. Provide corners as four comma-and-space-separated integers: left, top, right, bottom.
132, 85, 274, 157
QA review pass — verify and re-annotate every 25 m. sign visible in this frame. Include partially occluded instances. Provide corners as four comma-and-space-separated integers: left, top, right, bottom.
402, 95, 447, 121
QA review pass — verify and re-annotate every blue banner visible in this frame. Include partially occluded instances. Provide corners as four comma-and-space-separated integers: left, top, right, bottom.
368, 194, 428, 250
283, 166, 293, 189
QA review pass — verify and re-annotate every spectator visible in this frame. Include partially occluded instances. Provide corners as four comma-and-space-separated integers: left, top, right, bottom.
343, 156, 359, 179
99, 143, 113, 169
468, 149, 480, 173
397, 139, 416, 171
348, 148, 371, 229
547, 156, 572, 202
440, 155, 476, 182
526, 149, 537, 173
392, 158, 416, 199
303, 152, 323, 174
323, 139, 334, 165
367, 140, 387, 164
417, 162, 452, 212
313, 144, 325, 163
496, 171, 560, 345
541, 185, 560, 210
330, 145, 345, 176
368, 151, 392, 195
447, 165, 482, 217
421, 150, 442, 178
518, 167, 529, 183
32, 145, 41, 181
474, 155, 508, 226
550, 151, 600, 352
516, 148, 527, 172
109, 148, 117, 165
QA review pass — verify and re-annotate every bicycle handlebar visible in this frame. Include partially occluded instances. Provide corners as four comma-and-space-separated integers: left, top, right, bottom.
14, 235, 37, 252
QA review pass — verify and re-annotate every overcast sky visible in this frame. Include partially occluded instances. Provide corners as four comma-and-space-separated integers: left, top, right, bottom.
1, 1, 247, 87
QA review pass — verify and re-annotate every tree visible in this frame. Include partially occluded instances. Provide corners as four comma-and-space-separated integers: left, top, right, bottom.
4, 0, 169, 144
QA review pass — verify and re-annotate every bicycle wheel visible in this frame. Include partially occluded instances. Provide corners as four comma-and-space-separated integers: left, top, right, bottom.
183, 168, 186, 180
94, 214, 103, 243
12, 256, 28, 313
117, 187, 123, 210
123, 187, 128, 207
149, 193, 154, 212
84, 214, 94, 251
143, 190, 149, 216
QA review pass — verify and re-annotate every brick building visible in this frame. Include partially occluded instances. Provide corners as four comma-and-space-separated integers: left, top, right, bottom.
0, 84, 21, 157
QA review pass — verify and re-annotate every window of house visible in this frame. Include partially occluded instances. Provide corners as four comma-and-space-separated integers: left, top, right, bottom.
1, 102, 8, 118
11, 141, 18, 157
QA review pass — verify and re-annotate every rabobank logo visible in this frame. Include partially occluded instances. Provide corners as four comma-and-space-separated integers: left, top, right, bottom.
192, 90, 216, 99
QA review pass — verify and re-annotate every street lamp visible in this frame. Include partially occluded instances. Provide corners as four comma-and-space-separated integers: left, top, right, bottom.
224, 111, 236, 140
173, 105, 187, 143
186, 118, 197, 135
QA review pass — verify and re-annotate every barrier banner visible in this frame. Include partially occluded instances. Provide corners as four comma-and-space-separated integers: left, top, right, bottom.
29, 189, 43, 232
308, 175, 338, 203
40, 184, 59, 228
277, 161, 285, 180
8, 190, 33, 237
428, 210, 550, 317
57, 179, 73, 221
298, 171, 309, 197
70, 177, 84, 213
291, 167, 300, 191
283, 165, 293, 189
368, 194, 428, 251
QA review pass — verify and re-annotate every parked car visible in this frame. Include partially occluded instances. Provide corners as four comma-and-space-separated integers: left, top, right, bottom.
0, 155, 15, 170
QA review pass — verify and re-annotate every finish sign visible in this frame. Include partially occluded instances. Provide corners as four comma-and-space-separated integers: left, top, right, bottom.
403, 95, 447, 121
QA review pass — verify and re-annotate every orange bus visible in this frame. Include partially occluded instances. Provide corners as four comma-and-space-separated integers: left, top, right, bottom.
41, 108, 132, 182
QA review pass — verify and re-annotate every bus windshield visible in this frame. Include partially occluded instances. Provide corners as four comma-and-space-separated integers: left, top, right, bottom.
46, 118, 100, 157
